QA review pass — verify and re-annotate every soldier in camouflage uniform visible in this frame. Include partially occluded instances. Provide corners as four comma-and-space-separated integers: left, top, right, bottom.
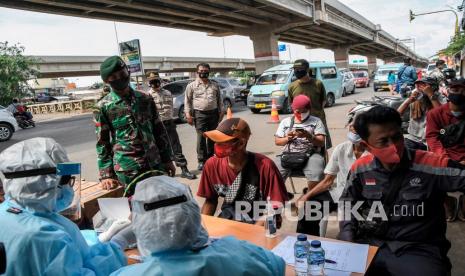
94, 56, 175, 195
146, 71, 196, 179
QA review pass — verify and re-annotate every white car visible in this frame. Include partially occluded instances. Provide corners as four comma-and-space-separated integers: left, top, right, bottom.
0, 105, 19, 142
426, 63, 448, 76
341, 71, 356, 97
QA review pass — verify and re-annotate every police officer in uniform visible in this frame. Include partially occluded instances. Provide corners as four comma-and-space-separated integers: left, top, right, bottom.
339, 105, 465, 276
146, 71, 196, 180
94, 56, 175, 195
185, 63, 224, 170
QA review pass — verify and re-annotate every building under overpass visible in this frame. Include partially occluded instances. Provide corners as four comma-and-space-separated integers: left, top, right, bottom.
0, 0, 428, 74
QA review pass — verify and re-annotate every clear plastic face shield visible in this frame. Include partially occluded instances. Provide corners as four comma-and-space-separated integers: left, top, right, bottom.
57, 163, 82, 221
2, 162, 82, 219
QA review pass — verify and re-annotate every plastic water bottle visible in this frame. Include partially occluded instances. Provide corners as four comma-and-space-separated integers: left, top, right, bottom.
265, 197, 277, 238
294, 234, 309, 276
308, 240, 325, 276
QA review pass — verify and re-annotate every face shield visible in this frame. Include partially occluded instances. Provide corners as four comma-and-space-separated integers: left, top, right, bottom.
0, 138, 80, 217
131, 176, 209, 256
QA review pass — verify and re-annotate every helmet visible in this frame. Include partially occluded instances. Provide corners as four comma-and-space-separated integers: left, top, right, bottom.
415, 77, 439, 91
443, 68, 456, 80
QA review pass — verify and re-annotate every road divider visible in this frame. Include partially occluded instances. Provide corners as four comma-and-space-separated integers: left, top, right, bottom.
26, 99, 97, 115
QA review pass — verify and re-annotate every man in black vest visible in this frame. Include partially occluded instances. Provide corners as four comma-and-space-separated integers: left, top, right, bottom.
197, 118, 288, 225
339, 106, 465, 275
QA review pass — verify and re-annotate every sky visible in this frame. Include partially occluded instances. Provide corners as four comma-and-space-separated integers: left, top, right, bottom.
0, 0, 460, 86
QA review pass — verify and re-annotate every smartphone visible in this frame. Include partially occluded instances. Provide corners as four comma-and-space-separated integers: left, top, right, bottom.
294, 127, 305, 132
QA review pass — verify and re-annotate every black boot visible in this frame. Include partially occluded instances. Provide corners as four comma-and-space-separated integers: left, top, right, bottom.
197, 162, 204, 171
181, 166, 196, 180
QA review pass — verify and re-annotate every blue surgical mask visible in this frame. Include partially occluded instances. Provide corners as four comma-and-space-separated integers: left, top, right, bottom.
56, 185, 74, 212
451, 111, 463, 118
347, 132, 362, 144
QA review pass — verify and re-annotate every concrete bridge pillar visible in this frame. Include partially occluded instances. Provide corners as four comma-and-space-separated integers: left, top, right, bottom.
250, 32, 280, 74
333, 46, 350, 69
367, 54, 377, 75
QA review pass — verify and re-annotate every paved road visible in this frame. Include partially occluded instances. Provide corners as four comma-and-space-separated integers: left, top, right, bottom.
1, 86, 464, 274
0, 114, 98, 181
1, 87, 373, 181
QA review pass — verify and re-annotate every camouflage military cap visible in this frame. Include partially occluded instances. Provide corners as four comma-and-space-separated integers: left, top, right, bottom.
100, 56, 126, 81
146, 71, 160, 81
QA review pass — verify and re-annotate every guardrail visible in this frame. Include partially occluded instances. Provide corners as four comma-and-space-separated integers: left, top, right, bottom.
325, 9, 373, 40
27, 99, 97, 115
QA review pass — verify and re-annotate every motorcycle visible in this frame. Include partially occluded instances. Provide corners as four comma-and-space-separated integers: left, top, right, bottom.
347, 68, 459, 132
440, 68, 457, 97
14, 113, 35, 129
347, 95, 410, 133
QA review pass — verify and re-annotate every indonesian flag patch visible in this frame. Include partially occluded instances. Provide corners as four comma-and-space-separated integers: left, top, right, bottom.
365, 178, 376, 186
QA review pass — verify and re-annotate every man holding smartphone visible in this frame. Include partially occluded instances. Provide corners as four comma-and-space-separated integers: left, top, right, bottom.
274, 95, 327, 235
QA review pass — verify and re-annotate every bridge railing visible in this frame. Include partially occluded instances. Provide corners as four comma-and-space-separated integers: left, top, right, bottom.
325, 9, 373, 40
26, 99, 97, 115
378, 35, 395, 49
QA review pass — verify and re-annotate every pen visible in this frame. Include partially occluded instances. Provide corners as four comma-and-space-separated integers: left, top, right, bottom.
325, 259, 337, 264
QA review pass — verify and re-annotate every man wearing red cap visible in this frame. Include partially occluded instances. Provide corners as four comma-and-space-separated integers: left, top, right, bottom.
275, 94, 327, 235
289, 59, 332, 148
198, 118, 288, 224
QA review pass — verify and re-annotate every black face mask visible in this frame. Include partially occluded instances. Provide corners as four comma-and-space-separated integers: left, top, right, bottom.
198, 72, 209, 79
149, 79, 161, 88
109, 74, 130, 91
448, 93, 465, 109
294, 69, 308, 79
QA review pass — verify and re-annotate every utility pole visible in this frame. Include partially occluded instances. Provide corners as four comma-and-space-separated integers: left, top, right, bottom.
458, 0, 465, 31
222, 38, 226, 59
113, 22, 120, 55
288, 44, 293, 62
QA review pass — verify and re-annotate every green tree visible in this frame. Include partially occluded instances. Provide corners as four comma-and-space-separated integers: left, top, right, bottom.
0, 41, 39, 106
230, 70, 256, 84
442, 34, 465, 56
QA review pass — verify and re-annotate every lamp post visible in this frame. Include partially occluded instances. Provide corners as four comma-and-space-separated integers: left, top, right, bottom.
410, 9, 459, 36
113, 22, 120, 55
399, 38, 416, 52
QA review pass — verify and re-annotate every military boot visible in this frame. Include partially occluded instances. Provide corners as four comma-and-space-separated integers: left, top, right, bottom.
181, 166, 196, 180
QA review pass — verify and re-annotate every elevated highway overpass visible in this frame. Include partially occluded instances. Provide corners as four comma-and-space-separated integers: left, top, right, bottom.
33, 55, 373, 78
32, 55, 255, 78
0, 0, 428, 73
